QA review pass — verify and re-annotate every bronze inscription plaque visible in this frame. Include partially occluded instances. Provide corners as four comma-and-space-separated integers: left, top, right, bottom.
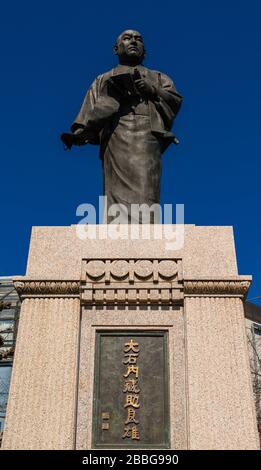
92, 331, 169, 449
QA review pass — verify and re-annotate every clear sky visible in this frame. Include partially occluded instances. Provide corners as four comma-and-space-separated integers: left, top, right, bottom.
0, 0, 260, 302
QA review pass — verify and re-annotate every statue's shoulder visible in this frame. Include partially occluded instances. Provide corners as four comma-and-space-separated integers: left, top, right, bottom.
95, 69, 115, 82
88, 69, 114, 92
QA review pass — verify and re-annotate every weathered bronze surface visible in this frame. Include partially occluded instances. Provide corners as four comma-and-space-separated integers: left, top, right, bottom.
92, 331, 170, 449
61, 30, 182, 218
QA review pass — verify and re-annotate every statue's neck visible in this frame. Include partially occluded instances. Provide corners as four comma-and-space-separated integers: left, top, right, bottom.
118, 59, 143, 67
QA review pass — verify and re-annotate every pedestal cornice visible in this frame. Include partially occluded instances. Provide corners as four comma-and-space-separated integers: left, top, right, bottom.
13, 272, 252, 302
184, 276, 252, 298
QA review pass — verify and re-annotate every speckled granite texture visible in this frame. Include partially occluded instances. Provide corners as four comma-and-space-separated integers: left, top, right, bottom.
1, 225, 259, 449
25, 224, 238, 278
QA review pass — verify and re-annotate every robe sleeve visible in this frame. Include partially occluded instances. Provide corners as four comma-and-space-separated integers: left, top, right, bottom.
71, 74, 121, 145
70, 76, 102, 143
153, 72, 183, 131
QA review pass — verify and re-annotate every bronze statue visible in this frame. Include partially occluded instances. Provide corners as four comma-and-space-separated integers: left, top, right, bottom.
61, 30, 182, 220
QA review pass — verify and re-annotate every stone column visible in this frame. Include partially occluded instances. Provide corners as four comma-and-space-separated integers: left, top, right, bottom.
184, 278, 260, 450
2, 281, 80, 450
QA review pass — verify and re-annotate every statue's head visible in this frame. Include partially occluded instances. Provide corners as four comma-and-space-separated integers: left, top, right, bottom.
114, 30, 145, 65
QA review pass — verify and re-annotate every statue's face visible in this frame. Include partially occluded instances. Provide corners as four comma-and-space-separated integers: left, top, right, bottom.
115, 30, 145, 64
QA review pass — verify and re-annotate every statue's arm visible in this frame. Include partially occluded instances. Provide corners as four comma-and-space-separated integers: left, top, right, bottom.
63, 73, 120, 148
61, 77, 102, 149
146, 72, 183, 133
154, 73, 183, 117
70, 76, 102, 144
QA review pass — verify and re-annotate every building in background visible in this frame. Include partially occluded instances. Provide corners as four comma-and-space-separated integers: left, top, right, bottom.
0, 277, 20, 444
245, 301, 261, 442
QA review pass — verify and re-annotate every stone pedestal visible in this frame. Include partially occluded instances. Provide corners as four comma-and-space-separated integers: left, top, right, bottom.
2, 225, 259, 449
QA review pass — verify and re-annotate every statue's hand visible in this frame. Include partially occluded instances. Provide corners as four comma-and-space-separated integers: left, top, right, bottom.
134, 78, 157, 99
61, 128, 91, 149
61, 132, 75, 150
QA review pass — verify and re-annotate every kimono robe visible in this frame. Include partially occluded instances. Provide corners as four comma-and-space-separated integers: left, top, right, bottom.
71, 64, 182, 220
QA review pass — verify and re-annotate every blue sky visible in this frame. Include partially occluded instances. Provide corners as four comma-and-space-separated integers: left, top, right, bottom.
0, 0, 260, 302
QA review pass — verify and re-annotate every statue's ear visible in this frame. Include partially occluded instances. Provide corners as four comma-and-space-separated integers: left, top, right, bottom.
113, 44, 118, 55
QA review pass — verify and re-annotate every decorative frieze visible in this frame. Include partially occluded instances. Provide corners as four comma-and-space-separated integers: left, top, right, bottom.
13, 269, 251, 304
80, 258, 183, 306
82, 258, 182, 283
81, 285, 184, 306
184, 278, 251, 297
14, 280, 80, 298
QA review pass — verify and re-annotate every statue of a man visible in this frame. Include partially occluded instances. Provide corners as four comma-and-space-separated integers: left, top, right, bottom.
61, 30, 182, 221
